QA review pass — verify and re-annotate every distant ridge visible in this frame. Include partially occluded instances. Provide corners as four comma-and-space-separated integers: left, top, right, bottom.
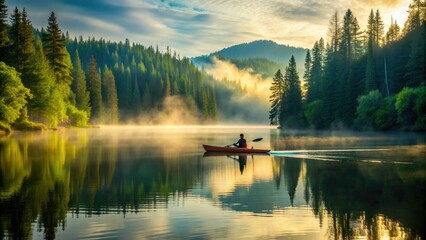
210, 40, 307, 63
192, 40, 308, 74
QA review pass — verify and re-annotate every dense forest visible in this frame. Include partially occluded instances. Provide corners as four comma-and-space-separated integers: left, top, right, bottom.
270, 0, 426, 131
0, 0, 219, 131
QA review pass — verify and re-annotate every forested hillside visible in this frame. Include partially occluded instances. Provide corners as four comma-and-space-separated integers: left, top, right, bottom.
192, 40, 307, 76
270, 1, 426, 131
66, 39, 217, 122
0, 0, 218, 130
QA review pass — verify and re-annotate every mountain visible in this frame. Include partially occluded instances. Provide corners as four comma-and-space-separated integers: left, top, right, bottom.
192, 40, 308, 75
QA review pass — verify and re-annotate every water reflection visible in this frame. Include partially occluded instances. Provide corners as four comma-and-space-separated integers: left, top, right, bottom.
0, 128, 425, 239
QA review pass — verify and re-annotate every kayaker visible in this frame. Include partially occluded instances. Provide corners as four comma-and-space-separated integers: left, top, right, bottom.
233, 133, 247, 148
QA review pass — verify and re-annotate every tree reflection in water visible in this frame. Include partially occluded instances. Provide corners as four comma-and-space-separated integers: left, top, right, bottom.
0, 129, 424, 239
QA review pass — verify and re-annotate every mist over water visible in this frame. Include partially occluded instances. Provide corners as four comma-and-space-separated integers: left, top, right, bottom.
202, 57, 271, 124
127, 95, 203, 125
1, 126, 425, 239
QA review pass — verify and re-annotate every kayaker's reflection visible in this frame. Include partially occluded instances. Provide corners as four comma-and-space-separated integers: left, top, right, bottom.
228, 154, 247, 174
238, 155, 247, 174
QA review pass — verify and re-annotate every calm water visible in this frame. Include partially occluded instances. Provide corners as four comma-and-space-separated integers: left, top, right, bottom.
1, 126, 425, 239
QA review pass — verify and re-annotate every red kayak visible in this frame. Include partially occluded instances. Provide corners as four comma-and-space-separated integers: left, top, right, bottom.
202, 144, 270, 153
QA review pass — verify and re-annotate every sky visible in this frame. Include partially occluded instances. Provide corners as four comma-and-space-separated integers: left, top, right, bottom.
7, 0, 412, 57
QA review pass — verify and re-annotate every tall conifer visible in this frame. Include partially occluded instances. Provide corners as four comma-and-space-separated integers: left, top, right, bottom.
279, 56, 303, 128
102, 66, 119, 124
87, 55, 103, 121
43, 11, 72, 85
269, 69, 284, 125
0, 0, 10, 62
71, 50, 91, 116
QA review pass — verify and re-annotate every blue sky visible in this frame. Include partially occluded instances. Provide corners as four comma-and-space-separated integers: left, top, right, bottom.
7, 0, 411, 57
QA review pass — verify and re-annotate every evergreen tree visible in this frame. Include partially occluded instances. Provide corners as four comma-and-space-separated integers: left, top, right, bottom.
402, 0, 425, 35
269, 69, 284, 125
71, 50, 91, 116
320, 46, 339, 128
25, 37, 61, 126
132, 77, 141, 110
405, 22, 426, 87
279, 56, 303, 128
374, 10, 385, 46
385, 17, 400, 44
308, 39, 323, 102
87, 55, 103, 121
0, 0, 10, 63
43, 11, 72, 86
365, 10, 377, 92
327, 11, 341, 52
102, 66, 119, 124
141, 82, 152, 110
341, 9, 362, 62
9, 7, 23, 69
303, 50, 312, 99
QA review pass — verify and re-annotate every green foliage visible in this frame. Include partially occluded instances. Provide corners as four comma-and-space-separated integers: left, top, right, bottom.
102, 67, 119, 124
43, 12, 72, 86
66, 104, 89, 127
355, 90, 383, 128
279, 56, 304, 128
302, 3, 425, 131
269, 69, 284, 125
395, 86, 426, 130
67, 38, 218, 122
0, 62, 31, 124
71, 50, 91, 116
355, 90, 398, 131
304, 100, 324, 129
307, 39, 323, 102
11, 118, 46, 130
396, 87, 418, 128
0, 121, 11, 133
0, 0, 11, 63
86, 55, 103, 122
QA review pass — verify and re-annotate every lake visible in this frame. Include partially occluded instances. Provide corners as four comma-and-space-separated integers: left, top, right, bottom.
1, 126, 425, 239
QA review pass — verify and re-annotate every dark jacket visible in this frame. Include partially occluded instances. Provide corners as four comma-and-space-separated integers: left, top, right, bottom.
235, 138, 247, 148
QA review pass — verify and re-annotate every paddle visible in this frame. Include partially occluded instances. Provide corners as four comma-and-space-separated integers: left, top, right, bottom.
226, 137, 263, 147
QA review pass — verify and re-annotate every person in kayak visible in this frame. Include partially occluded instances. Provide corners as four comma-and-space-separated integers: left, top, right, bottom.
233, 133, 247, 148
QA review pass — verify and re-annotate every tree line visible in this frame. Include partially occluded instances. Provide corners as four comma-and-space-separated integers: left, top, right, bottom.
0, 0, 218, 132
270, 0, 426, 131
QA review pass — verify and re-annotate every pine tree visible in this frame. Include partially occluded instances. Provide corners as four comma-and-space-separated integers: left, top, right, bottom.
71, 50, 91, 116
303, 50, 312, 99
9, 7, 23, 69
26, 37, 63, 126
402, 0, 425, 35
374, 10, 385, 46
385, 17, 401, 44
365, 10, 377, 92
405, 22, 426, 87
11, 8, 36, 82
132, 77, 141, 110
279, 56, 303, 128
141, 82, 152, 110
87, 55, 103, 121
0, 0, 10, 63
102, 66, 119, 124
269, 69, 284, 125
43, 11, 72, 85
327, 11, 341, 52
308, 39, 323, 102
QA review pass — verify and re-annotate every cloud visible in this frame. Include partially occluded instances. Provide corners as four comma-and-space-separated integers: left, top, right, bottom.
7, 0, 412, 57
